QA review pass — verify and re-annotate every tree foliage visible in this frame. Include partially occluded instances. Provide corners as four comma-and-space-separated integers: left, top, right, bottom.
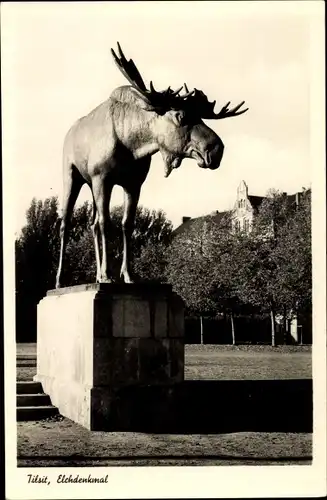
16, 188, 311, 345
166, 189, 312, 345
233, 189, 311, 345
16, 197, 60, 341
166, 218, 220, 315
15, 197, 173, 340
272, 189, 311, 314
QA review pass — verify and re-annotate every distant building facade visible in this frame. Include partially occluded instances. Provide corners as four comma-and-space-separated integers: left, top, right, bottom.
176, 180, 304, 235
232, 180, 304, 234
232, 180, 263, 233
174, 181, 310, 345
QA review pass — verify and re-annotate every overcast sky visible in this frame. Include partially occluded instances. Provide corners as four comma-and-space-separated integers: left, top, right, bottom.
2, 1, 323, 234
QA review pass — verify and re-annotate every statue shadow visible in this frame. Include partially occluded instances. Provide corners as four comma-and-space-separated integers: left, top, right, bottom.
99, 379, 312, 434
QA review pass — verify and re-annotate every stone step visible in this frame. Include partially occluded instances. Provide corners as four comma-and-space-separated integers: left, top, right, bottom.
17, 405, 59, 421
17, 394, 51, 407
17, 381, 43, 394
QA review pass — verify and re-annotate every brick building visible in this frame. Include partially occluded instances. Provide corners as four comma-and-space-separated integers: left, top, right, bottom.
176, 180, 303, 235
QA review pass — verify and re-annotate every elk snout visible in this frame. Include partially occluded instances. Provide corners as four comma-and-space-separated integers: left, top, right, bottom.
205, 138, 224, 170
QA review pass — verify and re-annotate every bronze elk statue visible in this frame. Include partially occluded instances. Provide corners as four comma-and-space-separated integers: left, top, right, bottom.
55, 43, 248, 288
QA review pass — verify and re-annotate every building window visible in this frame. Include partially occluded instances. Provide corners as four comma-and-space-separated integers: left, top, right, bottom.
244, 219, 249, 233
234, 220, 241, 232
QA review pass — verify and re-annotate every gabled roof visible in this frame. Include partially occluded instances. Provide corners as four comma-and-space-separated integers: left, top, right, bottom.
173, 216, 205, 236
173, 211, 230, 236
248, 195, 264, 210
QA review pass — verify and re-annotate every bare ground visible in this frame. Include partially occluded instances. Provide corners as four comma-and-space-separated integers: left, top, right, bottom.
18, 419, 311, 467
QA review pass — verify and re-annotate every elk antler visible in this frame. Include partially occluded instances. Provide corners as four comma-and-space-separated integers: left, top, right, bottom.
111, 42, 189, 110
111, 42, 149, 100
184, 89, 248, 119
209, 101, 249, 119
111, 43, 248, 118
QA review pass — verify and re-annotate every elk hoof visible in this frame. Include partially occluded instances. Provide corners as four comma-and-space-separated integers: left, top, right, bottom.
124, 277, 134, 284
98, 277, 113, 283
120, 271, 134, 284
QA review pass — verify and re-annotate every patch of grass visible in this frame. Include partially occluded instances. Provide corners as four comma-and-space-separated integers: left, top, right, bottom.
16, 343, 312, 381
184, 346, 311, 380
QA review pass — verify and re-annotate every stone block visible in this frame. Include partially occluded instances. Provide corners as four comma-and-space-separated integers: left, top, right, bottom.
93, 295, 113, 338
169, 339, 185, 381
138, 338, 170, 384
106, 338, 140, 386
35, 283, 185, 430
115, 297, 151, 338
168, 293, 185, 337
154, 300, 168, 338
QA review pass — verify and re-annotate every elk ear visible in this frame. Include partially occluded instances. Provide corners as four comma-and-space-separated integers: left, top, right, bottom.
170, 110, 186, 126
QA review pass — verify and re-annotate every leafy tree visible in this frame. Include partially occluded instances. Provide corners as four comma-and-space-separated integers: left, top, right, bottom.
202, 214, 246, 344
63, 204, 173, 285
236, 189, 306, 346
133, 241, 170, 283
167, 219, 217, 312
15, 197, 60, 341
235, 234, 279, 345
166, 214, 238, 343
15, 197, 173, 340
273, 189, 311, 320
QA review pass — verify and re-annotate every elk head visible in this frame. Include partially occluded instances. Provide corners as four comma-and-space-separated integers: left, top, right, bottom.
111, 43, 248, 177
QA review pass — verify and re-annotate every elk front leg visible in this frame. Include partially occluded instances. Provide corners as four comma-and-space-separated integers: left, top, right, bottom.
92, 177, 113, 283
56, 164, 83, 288
91, 212, 102, 283
90, 198, 101, 282
121, 185, 141, 283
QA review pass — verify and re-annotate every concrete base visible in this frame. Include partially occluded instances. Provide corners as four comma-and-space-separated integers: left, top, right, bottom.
34, 283, 185, 430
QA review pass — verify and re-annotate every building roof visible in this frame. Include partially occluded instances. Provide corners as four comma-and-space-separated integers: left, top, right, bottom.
173, 211, 230, 236
174, 184, 308, 237
248, 195, 264, 210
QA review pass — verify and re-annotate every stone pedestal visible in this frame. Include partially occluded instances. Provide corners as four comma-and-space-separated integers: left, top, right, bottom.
34, 283, 184, 430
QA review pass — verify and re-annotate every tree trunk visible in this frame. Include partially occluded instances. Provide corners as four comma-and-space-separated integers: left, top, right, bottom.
200, 315, 204, 345
270, 308, 276, 347
230, 311, 236, 345
283, 304, 287, 345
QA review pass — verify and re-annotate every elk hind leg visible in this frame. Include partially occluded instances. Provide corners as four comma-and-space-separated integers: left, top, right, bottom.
90, 198, 101, 282
120, 185, 141, 284
92, 177, 113, 283
56, 164, 84, 288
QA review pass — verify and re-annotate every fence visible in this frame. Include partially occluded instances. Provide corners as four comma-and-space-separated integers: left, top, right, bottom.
185, 314, 312, 345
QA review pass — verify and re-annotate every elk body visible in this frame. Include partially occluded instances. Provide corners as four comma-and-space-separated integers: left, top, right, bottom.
55, 43, 248, 288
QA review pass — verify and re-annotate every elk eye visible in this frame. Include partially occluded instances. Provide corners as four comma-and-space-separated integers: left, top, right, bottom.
173, 111, 185, 126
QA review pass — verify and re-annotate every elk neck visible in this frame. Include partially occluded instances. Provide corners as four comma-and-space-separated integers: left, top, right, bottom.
110, 86, 160, 160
